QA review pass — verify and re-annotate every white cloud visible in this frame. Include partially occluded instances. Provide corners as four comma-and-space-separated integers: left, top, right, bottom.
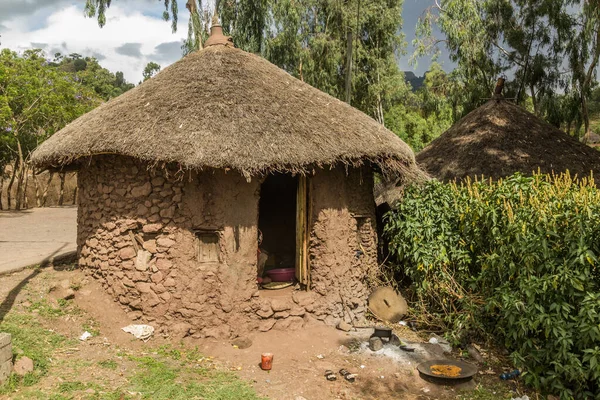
0, 2, 188, 83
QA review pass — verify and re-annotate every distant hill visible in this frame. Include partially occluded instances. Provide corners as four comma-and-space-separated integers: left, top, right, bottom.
404, 71, 425, 91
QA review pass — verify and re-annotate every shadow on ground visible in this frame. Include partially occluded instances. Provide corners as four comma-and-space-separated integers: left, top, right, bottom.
0, 244, 77, 323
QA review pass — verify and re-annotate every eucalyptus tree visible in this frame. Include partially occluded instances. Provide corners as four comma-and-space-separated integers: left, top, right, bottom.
0, 49, 99, 209
569, 0, 600, 139
86, 0, 408, 125
414, 0, 573, 117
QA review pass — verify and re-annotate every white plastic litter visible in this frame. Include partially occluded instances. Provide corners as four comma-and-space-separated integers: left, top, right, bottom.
399, 321, 407, 326
79, 331, 92, 341
428, 337, 439, 344
122, 324, 154, 341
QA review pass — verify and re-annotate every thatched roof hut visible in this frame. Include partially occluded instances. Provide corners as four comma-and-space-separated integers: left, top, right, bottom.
417, 98, 600, 182
32, 41, 420, 181
30, 23, 421, 338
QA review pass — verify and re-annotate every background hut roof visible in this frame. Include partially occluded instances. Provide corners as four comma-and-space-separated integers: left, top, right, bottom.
31, 45, 422, 181
417, 98, 600, 182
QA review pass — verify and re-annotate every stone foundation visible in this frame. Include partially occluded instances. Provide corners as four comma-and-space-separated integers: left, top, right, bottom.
0, 333, 12, 384
77, 155, 378, 338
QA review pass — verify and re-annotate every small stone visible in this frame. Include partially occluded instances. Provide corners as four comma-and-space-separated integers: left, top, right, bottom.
131, 182, 152, 197
159, 207, 175, 219
119, 247, 137, 260
274, 311, 290, 319
0, 361, 12, 383
0, 343, 12, 363
142, 223, 163, 233
136, 282, 152, 293
151, 177, 165, 187
13, 356, 34, 376
231, 337, 253, 349
143, 240, 157, 254
156, 237, 176, 248
163, 278, 176, 287
337, 321, 352, 332
62, 289, 76, 301
0, 333, 11, 348
156, 258, 172, 270
258, 319, 276, 332
256, 307, 274, 319
467, 345, 484, 363
369, 337, 383, 352
151, 272, 164, 283
170, 322, 191, 339
136, 204, 149, 216
271, 299, 292, 312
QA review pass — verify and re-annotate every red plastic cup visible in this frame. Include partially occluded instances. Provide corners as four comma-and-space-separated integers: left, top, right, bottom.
261, 353, 273, 370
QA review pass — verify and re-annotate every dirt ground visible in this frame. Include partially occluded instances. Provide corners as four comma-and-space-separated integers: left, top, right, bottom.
0, 265, 527, 400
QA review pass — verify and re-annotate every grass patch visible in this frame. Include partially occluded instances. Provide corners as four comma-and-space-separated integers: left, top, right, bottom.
0, 312, 69, 394
97, 359, 118, 370
127, 347, 264, 400
457, 381, 519, 400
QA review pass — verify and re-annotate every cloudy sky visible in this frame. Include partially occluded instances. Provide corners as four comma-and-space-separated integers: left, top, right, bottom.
0, 0, 451, 83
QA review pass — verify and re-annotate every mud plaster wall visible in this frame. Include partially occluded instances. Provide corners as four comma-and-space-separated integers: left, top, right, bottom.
77, 156, 378, 338
308, 166, 378, 326
77, 155, 261, 339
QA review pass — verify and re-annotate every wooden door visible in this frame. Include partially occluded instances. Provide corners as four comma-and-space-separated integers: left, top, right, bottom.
295, 175, 310, 287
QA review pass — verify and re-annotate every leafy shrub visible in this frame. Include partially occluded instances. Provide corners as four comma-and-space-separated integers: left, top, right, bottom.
384, 173, 600, 399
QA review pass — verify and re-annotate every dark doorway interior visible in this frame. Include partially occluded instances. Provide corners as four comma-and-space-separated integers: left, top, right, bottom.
258, 173, 297, 274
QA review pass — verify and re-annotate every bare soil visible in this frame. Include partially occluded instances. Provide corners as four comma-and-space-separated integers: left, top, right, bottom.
0, 265, 525, 399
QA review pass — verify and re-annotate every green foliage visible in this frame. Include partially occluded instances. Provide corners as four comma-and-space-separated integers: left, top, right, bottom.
385, 63, 456, 151
127, 353, 264, 400
384, 173, 600, 398
142, 62, 161, 82
0, 312, 69, 393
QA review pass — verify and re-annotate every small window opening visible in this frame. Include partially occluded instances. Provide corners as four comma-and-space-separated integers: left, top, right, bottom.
195, 230, 220, 263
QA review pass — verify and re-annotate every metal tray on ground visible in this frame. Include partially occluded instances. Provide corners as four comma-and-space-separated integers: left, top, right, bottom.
417, 359, 478, 381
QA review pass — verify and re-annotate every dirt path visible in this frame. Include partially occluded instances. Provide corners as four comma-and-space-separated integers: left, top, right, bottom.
0, 266, 528, 400
0, 207, 77, 274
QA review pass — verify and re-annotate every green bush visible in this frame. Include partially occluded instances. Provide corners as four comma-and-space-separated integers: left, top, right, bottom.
384, 173, 600, 399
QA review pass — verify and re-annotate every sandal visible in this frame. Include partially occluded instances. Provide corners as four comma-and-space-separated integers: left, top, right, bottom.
339, 369, 356, 383
324, 370, 337, 381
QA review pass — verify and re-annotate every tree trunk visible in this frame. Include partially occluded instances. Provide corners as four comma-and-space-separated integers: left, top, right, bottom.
6, 159, 17, 210
530, 82, 538, 116
0, 172, 4, 211
33, 171, 41, 208
58, 172, 66, 206
72, 183, 78, 206
14, 139, 26, 211
345, 30, 353, 104
42, 172, 54, 207
581, 91, 590, 140
22, 164, 29, 210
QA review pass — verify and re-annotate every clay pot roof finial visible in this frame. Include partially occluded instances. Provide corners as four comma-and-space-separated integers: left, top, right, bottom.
205, 13, 234, 47
493, 77, 506, 99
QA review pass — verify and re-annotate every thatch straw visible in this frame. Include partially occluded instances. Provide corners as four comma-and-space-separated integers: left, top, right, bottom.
31, 45, 422, 182
417, 98, 600, 182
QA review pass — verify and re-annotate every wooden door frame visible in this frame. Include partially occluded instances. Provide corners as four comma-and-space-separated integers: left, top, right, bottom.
295, 175, 311, 288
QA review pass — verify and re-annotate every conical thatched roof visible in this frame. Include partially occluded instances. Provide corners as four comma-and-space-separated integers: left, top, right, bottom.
417, 98, 600, 181
31, 41, 422, 181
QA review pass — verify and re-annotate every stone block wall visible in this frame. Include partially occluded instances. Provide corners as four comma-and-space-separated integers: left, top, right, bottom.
308, 166, 378, 326
77, 156, 378, 338
0, 333, 12, 384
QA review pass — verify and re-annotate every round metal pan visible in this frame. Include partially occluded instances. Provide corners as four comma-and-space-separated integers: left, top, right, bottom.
417, 359, 478, 381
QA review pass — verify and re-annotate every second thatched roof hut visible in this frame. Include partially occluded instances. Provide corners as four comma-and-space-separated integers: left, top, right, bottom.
417, 97, 600, 182
31, 22, 422, 338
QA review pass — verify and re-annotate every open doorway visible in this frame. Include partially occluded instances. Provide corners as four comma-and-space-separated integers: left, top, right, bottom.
257, 173, 297, 287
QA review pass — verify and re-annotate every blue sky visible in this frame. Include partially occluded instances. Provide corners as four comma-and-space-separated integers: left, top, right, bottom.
0, 0, 451, 82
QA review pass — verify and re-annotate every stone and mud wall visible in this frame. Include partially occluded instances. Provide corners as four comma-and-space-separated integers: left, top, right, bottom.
77, 156, 378, 338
